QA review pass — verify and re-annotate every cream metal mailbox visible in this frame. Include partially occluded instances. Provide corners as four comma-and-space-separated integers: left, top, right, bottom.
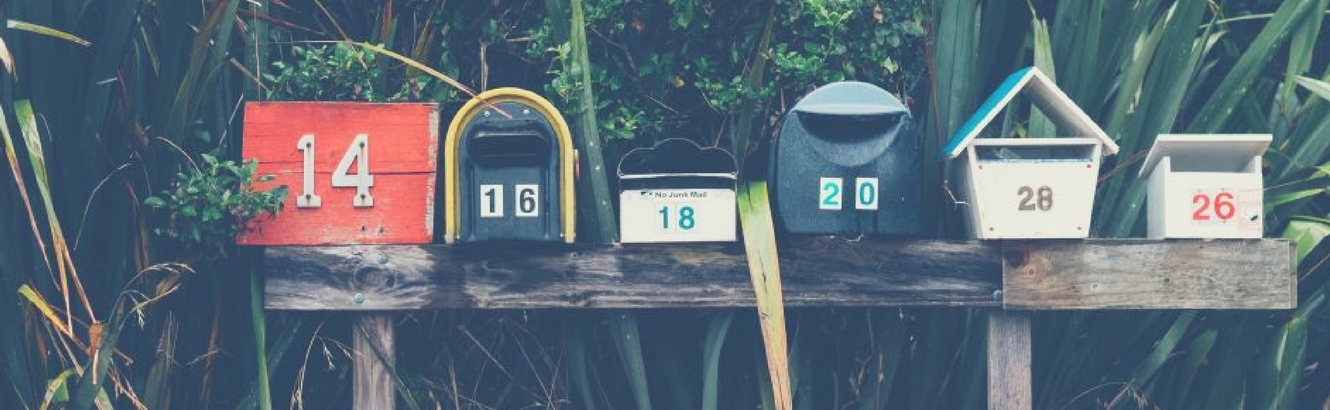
943, 67, 1119, 239
617, 138, 738, 243
1139, 134, 1270, 239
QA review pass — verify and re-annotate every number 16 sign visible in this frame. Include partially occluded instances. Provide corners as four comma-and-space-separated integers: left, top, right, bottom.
236, 102, 440, 245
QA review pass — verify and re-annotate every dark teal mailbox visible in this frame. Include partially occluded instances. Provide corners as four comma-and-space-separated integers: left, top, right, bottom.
767, 81, 920, 236
444, 88, 577, 243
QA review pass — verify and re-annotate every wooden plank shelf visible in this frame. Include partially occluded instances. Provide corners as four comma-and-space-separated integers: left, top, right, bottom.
263, 238, 1295, 311
262, 237, 1294, 410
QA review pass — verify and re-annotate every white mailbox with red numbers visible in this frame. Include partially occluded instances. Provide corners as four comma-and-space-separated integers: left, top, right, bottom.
1139, 134, 1270, 239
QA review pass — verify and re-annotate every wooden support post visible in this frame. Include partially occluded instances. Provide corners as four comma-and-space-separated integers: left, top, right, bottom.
353, 313, 395, 410
988, 311, 1032, 410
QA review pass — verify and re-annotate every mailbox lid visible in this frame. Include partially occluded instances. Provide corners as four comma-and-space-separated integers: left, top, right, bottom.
1139, 134, 1272, 177
791, 81, 909, 116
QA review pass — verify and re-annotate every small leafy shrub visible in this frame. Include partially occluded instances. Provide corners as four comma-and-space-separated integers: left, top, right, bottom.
264, 42, 443, 101
145, 154, 288, 253
527, 0, 927, 147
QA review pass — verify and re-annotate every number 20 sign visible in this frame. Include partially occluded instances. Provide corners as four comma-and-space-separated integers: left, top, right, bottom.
236, 102, 440, 245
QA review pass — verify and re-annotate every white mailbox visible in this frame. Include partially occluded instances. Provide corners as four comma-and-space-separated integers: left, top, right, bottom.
618, 139, 738, 243
1139, 134, 1270, 239
943, 67, 1119, 239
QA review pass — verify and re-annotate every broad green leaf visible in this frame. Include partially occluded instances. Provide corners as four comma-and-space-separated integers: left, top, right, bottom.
609, 311, 651, 410
1122, 311, 1195, 393
701, 312, 734, 410
17, 285, 74, 342
39, 369, 75, 410
1256, 316, 1307, 410
0, 36, 13, 77
1171, 328, 1218, 406
1282, 217, 1330, 263
738, 181, 791, 410
562, 316, 597, 410
1295, 75, 1330, 102
1189, 0, 1319, 133
1281, 0, 1329, 105
6, 20, 92, 46
1028, 8, 1055, 139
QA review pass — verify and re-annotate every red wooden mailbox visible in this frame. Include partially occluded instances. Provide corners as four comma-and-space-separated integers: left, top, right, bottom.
237, 102, 440, 245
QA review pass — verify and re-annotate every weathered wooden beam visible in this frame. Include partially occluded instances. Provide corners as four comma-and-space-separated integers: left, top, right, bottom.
1001, 239, 1295, 310
263, 238, 1294, 311
353, 313, 395, 410
988, 311, 1032, 410
264, 238, 1003, 310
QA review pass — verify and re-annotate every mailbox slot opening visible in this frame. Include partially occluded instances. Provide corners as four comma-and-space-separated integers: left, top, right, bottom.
1159, 156, 1257, 173
796, 112, 903, 141
468, 131, 551, 166
971, 139, 1099, 162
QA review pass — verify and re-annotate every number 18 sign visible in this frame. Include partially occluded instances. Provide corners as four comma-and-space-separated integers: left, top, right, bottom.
619, 187, 737, 243
236, 102, 440, 245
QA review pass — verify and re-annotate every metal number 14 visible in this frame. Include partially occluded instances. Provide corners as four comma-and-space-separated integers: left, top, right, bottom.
296, 134, 375, 208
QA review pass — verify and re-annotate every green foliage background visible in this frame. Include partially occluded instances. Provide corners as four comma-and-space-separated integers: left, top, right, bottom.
1, 0, 1329, 409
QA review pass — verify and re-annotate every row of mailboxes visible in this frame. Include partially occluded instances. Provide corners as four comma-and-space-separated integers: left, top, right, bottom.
235, 88, 578, 246
239, 70, 1269, 246
942, 67, 1268, 240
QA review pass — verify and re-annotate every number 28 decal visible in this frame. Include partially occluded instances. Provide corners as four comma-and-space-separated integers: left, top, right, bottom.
1017, 185, 1053, 211
296, 134, 374, 208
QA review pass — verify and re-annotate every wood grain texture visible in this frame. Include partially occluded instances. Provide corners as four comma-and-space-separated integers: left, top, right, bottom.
238, 102, 439, 245
263, 239, 1294, 311
353, 313, 395, 410
988, 311, 1032, 410
264, 238, 1003, 310
1001, 239, 1294, 310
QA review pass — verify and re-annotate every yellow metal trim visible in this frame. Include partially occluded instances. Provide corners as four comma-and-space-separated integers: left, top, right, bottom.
442, 87, 576, 243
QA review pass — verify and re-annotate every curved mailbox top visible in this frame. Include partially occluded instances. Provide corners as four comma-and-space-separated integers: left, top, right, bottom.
791, 81, 909, 117
617, 138, 738, 181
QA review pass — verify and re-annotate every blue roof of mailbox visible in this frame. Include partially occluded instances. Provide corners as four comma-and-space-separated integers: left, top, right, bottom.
942, 67, 1119, 158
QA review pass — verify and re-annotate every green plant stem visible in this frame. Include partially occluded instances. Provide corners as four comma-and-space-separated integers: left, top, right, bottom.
545, 0, 618, 243
610, 311, 651, 410
250, 257, 272, 410
701, 312, 734, 410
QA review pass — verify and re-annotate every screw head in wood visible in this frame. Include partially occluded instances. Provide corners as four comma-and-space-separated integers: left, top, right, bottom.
353, 293, 365, 304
